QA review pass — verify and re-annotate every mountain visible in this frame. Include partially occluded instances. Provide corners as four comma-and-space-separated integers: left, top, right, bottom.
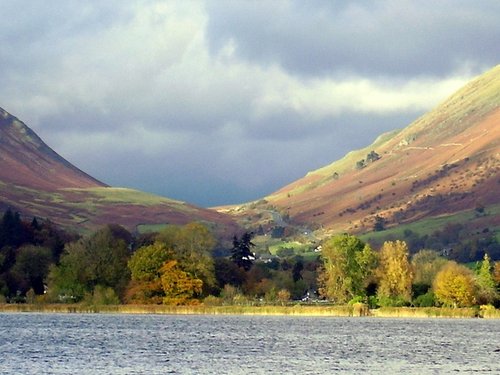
0, 108, 106, 190
219, 65, 500, 238
0, 108, 238, 236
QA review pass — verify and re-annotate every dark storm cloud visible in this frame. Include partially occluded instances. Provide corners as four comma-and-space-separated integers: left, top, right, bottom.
0, 1, 497, 207
206, 0, 500, 78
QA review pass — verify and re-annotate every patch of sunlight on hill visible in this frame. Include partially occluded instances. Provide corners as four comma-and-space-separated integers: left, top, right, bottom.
65, 187, 188, 207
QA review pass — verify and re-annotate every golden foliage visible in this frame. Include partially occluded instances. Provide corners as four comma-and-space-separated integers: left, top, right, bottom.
160, 260, 203, 305
433, 261, 476, 307
376, 240, 413, 302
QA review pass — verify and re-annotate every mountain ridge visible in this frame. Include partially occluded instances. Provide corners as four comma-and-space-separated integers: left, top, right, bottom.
219, 65, 500, 238
0, 107, 106, 190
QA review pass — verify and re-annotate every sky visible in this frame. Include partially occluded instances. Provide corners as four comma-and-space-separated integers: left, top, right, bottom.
1, 1, 499, 207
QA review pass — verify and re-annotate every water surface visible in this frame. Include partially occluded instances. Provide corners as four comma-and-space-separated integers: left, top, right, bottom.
0, 313, 499, 374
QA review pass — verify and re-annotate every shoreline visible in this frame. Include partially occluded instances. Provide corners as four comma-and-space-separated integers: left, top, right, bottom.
1, 303, 499, 319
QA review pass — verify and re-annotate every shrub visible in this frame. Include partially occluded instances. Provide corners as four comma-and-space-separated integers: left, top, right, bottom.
378, 295, 410, 307
413, 292, 436, 307
203, 295, 222, 306
83, 285, 120, 306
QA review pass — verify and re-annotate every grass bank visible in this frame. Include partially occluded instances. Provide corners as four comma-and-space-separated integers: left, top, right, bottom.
1, 303, 499, 318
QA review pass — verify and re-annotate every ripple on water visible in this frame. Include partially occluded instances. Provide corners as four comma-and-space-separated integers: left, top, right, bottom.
0, 314, 499, 374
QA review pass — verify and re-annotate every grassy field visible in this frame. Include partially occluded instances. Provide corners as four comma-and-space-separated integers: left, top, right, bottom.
65, 187, 188, 208
360, 205, 500, 244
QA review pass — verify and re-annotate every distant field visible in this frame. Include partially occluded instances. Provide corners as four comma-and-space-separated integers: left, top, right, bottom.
360, 205, 500, 244
65, 187, 187, 207
136, 223, 170, 233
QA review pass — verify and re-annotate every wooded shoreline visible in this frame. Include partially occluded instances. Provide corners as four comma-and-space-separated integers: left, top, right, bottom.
1, 303, 499, 319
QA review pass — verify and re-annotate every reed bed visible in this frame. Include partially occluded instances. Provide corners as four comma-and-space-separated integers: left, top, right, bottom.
1, 303, 498, 318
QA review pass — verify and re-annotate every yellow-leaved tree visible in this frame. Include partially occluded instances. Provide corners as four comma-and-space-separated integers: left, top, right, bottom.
376, 240, 413, 305
160, 260, 203, 305
433, 261, 476, 307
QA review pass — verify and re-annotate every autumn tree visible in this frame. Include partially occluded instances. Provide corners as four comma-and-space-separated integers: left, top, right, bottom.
126, 242, 172, 304
157, 223, 216, 294
433, 261, 477, 307
318, 234, 377, 304
376, 240, 413, 305
160, 260, 203, 305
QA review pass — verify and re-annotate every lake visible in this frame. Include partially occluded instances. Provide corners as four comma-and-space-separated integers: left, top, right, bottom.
0, 313, 499, 374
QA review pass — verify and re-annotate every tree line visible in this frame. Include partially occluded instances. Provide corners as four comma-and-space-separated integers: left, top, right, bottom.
1, 208, 499, 308
318, 234, 500, 308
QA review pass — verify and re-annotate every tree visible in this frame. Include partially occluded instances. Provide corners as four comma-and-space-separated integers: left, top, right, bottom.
475, 253, 497, 304
214, 258, 246, 289
376, 241, 413, 304
318, 234, 377, 304
128, 242, 173, 282
160, 260, 203, 305
173, 223, 216, 294
126, 242, 173, 304
355, 159, 366, 170
411, 249, 448, 286
433, 261, 476, 307
292, 259, 304, 282
231, 232, 255, 271
157, 223, 216, 294
494, 261, 500, 286
48, 226, 130, 302
277, 289, 291, 305
12, 245, 52, 295
366, 150, 381, 163
373, 215, 386, 232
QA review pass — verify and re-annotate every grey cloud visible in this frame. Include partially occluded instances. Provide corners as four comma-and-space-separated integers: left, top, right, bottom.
206, 0, 500, 78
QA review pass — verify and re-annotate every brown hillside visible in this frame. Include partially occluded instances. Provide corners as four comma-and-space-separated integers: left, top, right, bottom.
0, 108, 238, 237
221, 65, 500, 236
0, 107, 105, 190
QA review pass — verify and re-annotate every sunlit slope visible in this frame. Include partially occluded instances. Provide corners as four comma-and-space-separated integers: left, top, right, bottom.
0, 107, 105, 190
254, 65, 500, 234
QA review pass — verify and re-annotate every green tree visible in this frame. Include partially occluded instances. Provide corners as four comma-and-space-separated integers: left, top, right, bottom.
126, 242, 173, 304
214, 258, 246, 289
128, 242, 172, 282
475, 253, 497, 304
433, 261, 477, 307
231, 232, 255, 271
318, 234, 377, 304
156, 223, 216, 294
172, 223, 216, 294
376, 241, 413, 304
12, 245, 52, 295
494, 261, 500, 287
48, 226, 130, 302
411, 249, 448, 286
